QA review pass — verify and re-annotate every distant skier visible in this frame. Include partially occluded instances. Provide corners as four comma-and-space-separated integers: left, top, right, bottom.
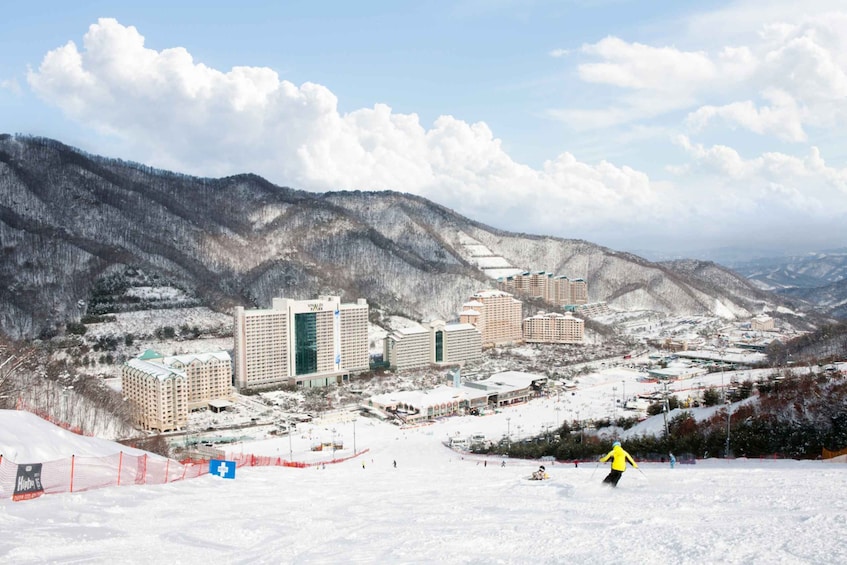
669, 453, 676, 469
599, 441, 638, 487
393, 460, 397, 468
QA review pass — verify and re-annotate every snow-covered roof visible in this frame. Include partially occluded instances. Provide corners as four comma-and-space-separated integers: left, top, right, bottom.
443, 323, 477, 332
125, 358, 185, 381
525, 312, 575, 320
460, 309, 481, 316
472, 290, 513, 298
394, 326, 428, 336
370, 385, 489, 411
472, 370, 544, 390
162, 351, 231, 365
676, 349, 767, 365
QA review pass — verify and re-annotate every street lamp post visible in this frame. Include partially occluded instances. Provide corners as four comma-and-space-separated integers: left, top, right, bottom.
353, 419, 357, 455
725, 400, 732, 458
506, 417, 511, 447
612, 386, 618, 420
288, 428, 293, 462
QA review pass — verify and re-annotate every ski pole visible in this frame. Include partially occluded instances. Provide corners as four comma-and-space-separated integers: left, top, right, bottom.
590, 459, 601, 479
637, 467, 648, 481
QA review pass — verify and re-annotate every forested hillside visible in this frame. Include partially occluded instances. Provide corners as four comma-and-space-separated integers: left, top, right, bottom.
0, 134, 801, 339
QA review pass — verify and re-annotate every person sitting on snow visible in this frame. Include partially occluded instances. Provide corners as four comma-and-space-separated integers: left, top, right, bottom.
531, 465, 549, 480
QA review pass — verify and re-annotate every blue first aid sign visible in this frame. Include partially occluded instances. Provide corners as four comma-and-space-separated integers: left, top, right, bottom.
209, 459, 236, 479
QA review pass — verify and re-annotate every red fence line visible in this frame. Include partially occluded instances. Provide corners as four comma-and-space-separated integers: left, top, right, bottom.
0, 451, 205, 502
225, 448, 371, 469
1, 447, 371, 502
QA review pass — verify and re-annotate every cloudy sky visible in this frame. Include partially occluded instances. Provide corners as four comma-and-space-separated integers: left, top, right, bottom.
2, 1, 846, 258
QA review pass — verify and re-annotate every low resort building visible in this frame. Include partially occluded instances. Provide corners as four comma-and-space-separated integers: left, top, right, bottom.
368, 371, 547, 423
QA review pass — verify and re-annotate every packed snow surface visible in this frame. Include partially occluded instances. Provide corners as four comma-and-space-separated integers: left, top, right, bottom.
1, 403, 846, 564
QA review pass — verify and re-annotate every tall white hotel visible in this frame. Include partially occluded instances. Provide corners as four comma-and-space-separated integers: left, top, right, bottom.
233, 295, 369, 390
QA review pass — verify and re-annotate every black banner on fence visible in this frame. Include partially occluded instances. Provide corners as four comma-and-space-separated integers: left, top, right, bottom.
13, 463, 44, 501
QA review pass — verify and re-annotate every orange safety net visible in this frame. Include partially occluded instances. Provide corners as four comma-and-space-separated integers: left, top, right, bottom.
0, 446, 371, 502
822, 446, 847, 459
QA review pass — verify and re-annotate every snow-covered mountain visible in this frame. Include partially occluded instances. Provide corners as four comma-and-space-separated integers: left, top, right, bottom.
730, 250, 847, 291
728, 251, 847, 318
0, 134, 801, 339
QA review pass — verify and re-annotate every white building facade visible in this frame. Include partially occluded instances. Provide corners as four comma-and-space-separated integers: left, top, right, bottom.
383, 320, 482, 371
233, 295, 369, 390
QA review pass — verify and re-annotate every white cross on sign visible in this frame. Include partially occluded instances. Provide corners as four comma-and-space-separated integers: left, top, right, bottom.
209, 459, 235, 479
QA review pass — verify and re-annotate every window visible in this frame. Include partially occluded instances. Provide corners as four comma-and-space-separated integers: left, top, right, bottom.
295, 312, 318, 375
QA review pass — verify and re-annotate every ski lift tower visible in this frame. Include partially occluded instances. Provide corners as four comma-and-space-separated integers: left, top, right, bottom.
662, 381, 671, 438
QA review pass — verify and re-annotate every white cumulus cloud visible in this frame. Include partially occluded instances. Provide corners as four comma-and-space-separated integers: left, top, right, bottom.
27, 18, 671, 243
24, 16, 847, 253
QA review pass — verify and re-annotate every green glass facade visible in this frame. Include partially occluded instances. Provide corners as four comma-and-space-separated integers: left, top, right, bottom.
435, 330, 443, 363
294, 313, 318, 375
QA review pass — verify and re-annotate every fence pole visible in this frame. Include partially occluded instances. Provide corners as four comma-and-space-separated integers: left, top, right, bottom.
143, 454, 148, 484
164, 459, 170, 483
69, 455, 75, 493
117, 451, 123, 486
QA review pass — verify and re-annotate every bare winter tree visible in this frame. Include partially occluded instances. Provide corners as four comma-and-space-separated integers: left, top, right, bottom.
0, 339, 29, 409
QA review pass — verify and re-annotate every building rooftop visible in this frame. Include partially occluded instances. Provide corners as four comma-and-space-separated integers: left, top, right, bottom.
163, 351, 231, 365
443, 323, 478, 332
125, 358, 186, 381
472, 290, 513, 299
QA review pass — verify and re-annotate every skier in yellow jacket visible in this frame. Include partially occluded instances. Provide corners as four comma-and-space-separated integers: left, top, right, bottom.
599, 441, 638, 487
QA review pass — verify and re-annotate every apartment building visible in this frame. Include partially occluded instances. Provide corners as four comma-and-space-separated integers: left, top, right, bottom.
121, 350, 233, 432
751, 315, 775, 331
383, 320, 482, 371
523, 311, 584, 344
498, 272, 589, 306
459, 290, 523, 347
233, 295, 369, 390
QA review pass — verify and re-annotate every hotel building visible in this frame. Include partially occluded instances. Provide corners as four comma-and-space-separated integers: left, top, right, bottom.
383, 320, 482, 371
459, 290, 523, 347
121, 350, 233, 432
233, 295, 369, 390
522, 311, 584, 344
